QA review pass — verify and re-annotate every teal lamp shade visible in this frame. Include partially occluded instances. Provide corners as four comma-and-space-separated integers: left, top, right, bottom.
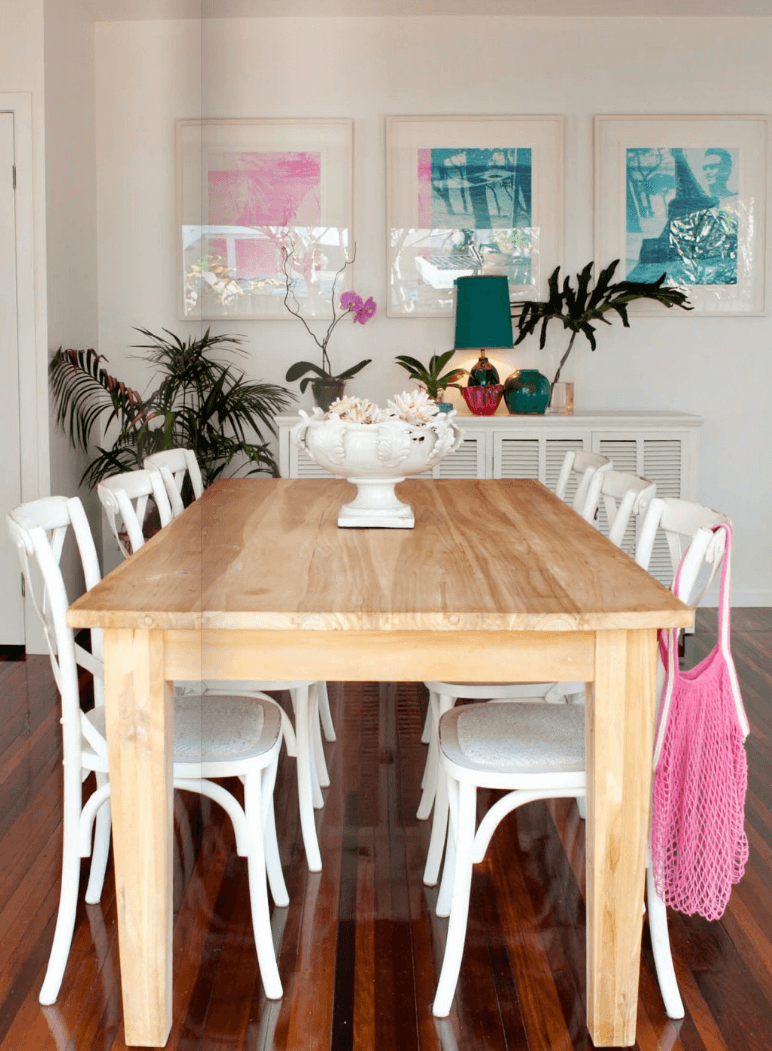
453, 275, 514, 350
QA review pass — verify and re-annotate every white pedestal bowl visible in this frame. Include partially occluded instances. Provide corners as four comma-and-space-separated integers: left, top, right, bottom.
292, 406, 462, 528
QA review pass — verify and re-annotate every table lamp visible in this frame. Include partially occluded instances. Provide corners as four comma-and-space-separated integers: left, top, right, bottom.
453, 275, 513, 386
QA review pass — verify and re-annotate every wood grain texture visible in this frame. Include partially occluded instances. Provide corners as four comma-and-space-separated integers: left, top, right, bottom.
103, 629, 174, 1047
1, 611, 772, 1050
68, 479, 692, 633
585, 629, 657, 1046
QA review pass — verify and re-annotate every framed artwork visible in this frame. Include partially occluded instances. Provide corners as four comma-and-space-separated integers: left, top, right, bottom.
595, 115, 769, 316
176, 118, 353, 320
385, 115, 564, 317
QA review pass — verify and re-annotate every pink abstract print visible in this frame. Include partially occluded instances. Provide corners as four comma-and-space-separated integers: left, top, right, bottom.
208, 151, 321, 276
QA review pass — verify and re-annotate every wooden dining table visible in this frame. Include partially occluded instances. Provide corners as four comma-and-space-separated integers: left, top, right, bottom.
67, 477, 692, 1048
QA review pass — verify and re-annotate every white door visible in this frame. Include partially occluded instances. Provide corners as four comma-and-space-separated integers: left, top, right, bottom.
0, 112, 24, 643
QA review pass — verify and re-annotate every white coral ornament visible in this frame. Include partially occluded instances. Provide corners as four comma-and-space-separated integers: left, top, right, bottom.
386, 390, 440, 426
326, 396, 384, 424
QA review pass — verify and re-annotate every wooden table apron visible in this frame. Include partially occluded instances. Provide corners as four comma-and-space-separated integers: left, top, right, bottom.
68, 478, 691, 1049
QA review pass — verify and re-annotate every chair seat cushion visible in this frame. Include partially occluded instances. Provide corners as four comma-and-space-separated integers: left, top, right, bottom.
454, 702, 585, 770
87, 693, 277, 765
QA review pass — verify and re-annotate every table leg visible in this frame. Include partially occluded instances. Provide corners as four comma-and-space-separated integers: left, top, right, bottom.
585, 628, 657, 1047
103, 629, 174, 1047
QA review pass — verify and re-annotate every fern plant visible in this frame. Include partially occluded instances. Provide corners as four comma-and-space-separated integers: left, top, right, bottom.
50, 328, 294, 490
511, 260, 692, 387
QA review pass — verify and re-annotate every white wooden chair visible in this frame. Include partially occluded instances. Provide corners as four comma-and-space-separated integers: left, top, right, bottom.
554, 448, 612, 513
7, 496, 289, 1005
97, 468, 173, 558
99, 466, 332, 868
430, 496, 729, 1021
418, 469, 657, 885
143, 447, 204, 517
417, 449, 612, 750
145, 447, 336, 746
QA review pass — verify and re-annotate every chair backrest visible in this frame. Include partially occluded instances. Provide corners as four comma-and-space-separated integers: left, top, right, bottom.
581, 468, 657, 550
635, 496, 729, 604
554, 449, 612, 516
6, 496, 106, 765
98, 468, 173, 559
143, 448, 204, 518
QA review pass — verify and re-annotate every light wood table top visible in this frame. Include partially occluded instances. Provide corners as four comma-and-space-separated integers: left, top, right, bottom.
69, 477, 691, 633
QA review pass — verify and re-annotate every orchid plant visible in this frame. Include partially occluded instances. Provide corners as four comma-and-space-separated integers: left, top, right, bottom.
283, 243, 376, 392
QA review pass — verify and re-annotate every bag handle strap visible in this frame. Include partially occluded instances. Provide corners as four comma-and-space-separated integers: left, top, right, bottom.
654, 522, 748, 767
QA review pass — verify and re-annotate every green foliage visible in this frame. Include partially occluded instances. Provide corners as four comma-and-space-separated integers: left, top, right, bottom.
49, 328, 295, 489
394, 350, 468, 400
511, 260, 692, 385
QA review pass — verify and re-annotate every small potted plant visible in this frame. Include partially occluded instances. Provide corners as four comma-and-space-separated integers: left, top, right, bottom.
283, 244, 376, 411
394, 350, 468, 412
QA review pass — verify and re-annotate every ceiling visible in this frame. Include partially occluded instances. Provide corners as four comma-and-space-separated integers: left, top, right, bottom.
84, 0, 772, 21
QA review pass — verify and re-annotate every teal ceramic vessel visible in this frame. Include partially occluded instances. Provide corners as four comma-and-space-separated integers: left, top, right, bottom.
503, 370, 551, 415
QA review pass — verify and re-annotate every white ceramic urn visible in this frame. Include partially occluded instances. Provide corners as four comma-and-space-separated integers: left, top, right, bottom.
291, 405, 462, 528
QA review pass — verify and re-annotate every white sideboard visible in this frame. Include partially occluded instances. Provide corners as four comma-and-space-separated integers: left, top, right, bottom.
276, 410, 703, 583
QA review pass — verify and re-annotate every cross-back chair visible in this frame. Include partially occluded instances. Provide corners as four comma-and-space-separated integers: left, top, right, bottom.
7, 496, 289, 1005
98, 467, 173, 558
430, 495, 730, 1021
418, 467, 657, 883
100, 465, 333, 870
554, 448, 612, 513
143, 447, 204, 517
144, 447, 336, 751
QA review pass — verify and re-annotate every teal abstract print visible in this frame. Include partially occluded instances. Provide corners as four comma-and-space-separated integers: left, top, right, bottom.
415, 147, 533, 287
626, 147, 739, 286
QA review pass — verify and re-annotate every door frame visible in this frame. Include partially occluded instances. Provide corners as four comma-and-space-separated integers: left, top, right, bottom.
1, 92, 50, 651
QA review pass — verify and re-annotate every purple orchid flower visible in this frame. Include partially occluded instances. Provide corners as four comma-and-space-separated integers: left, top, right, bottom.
341, 291, 377, 325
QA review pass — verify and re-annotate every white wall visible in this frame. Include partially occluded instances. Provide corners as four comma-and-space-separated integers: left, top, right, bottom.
45, 0, 101, 599
95, 14, 772, 603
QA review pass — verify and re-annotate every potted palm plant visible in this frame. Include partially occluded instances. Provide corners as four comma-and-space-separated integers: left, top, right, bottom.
394, 349, 468, 412
49, 327, 294, 492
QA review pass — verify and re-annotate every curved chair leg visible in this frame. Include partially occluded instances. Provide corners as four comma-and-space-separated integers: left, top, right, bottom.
261, 760, 289, 909
646, 864, 684, 1019
39, 769, 84, 1005
420, 699, 432, 744
311, 697, 330, 791
85, 773, 111, 905
291, 687, 326, 807
317, 681, 336, 743
292, 685, 322, 871
423, 750, 449, 887
433, 780, 477, 1017
417, 703, 439, 820
244, 771, 283, 1000
436, 797, 456, 918
418, 691, 451, 821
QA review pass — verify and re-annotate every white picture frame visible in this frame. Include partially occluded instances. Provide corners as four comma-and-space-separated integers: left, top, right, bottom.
595, 114, 769, 316
385, 115, 564, 317
176, 118, 353, 320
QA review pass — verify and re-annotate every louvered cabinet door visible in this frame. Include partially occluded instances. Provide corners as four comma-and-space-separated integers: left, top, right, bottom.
593, 432, 694, 584
493, 433, 591, 495
432, 428, 489, 478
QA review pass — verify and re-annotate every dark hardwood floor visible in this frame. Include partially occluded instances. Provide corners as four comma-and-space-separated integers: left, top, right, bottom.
0, 611, 771, 1050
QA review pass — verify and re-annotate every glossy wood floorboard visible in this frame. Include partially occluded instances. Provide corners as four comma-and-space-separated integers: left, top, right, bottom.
0, 611, 771, 1050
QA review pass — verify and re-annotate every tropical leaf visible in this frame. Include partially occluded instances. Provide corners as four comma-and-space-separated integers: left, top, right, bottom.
510, 260, 692, 385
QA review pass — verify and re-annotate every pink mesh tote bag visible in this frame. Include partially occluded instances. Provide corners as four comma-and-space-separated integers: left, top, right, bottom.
651, 522, 750, 921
